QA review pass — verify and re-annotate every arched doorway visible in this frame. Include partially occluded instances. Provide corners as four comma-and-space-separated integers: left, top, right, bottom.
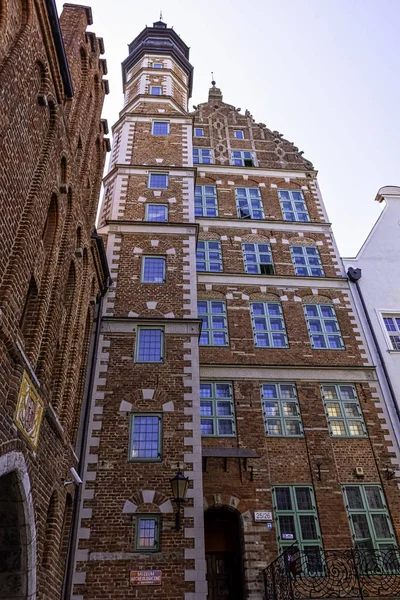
205, 508, 243, 600
0, 471, 27, 599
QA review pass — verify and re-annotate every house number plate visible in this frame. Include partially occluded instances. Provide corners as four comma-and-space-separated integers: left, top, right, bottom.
254, 511, 273, 522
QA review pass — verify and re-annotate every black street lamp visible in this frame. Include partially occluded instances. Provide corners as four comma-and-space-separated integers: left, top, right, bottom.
169, 469, 189, 531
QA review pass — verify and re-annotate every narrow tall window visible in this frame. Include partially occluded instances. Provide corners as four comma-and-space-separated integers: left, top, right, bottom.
273, 486, 322, 572
195, 185, 218, 217
304, 304, 344, 349
194, 127, 204, 137
142, 256, 166, 283
261, 383, 303, 436
291, 246, 324, 277
136, 328, 164, 362
321, 384, 366, 437
242, 243, 274, 274
382, 315, 400, 350
200, 382, 235, 437
279, 190, 310, 222
196, 241, 223, 272
198, 300, 229, 346
343, 485, 397, 565
145, 204, 168, 222
193, 148, 212, 164
150, 86, 162, 95
152, 121, 169, 135
235, 187, 264, 220
231, 150, 255, 166
129, 414, 162, 461
250, 302, 288, 348
234, 130, 244, 139
149, 173, 168, 189
135, 515, 160, 552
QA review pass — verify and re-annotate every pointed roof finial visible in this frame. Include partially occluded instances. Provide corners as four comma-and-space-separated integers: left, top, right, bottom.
211, 72, 216, 87
160, 10, 163, 20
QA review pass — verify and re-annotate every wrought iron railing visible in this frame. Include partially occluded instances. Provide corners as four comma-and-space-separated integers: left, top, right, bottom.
264, 546, 400, 599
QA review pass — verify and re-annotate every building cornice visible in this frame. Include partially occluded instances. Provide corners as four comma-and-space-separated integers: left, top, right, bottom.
197, 273, 347, 289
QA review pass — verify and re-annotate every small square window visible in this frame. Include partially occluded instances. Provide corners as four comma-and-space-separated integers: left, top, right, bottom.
135, 515, 160, 552
193, 148, 212, 164
149, 173, 168, 189
146, 204, 168, 222
194, 127, 204, 137
231, 150, 255, 167
142, 256, 166, 283
152, 121, 169, 135
136, 328, 164, 362
150, 86, 162, 95
234, 130, 244, 139
152, 63, 163, 69
129, 414, 162, 461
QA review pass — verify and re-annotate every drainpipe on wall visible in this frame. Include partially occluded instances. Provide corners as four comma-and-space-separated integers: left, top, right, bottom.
62, 232, 111, 600
347, 267, 400, 428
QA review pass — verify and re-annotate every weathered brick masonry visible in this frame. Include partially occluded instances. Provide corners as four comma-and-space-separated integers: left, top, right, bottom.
74, 17, 400, 600
0, 2, 109, 599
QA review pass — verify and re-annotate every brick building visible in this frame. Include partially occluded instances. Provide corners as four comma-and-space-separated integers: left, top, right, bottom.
72, 19, 400, 600
0, 2, 109, 599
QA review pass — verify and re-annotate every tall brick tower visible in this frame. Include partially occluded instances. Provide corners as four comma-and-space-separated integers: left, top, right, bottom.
75, 18, 400, 600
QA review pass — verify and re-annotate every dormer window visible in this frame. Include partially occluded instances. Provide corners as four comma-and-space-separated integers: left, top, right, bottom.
234, 130, 244, 139
150, 86, 162, 95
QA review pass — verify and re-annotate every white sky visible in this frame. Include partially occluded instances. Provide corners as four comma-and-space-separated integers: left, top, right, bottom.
56, 0, 400, 257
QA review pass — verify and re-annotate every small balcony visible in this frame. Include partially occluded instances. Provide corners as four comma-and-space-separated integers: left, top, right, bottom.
264, 546, 400, 599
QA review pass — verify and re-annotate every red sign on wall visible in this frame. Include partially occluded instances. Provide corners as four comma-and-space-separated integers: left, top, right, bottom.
130, 570, 162, 586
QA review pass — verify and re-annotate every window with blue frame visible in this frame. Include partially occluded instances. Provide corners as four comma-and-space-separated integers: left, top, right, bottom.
250, 302, 288, 348
129, 414, 162, 461
304, 304, 344, 349
196, 241, 223, 272
145, 204, 168, 222
261, 383, 303, 436
200, 382, 235, 437
135, 328, 164, 362
193, 148, 212, 164
321, 384, 366, 437
278, 190, 310, 222
242, 242, 274, 274
231, 150, 255, 166
142, 256, 166, 283
152, 121, 169, 135
198, 300, 229, 346
150, 86, 162, 95
195, 185, 218, 217
148, 173, 168, 189
291, 246, 324, 277
235, 187, 264, 219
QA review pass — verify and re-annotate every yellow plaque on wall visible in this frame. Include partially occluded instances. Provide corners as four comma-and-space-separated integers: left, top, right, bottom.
14, 371, 44, 450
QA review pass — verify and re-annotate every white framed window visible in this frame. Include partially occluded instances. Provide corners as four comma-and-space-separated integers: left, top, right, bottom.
304, 304, 344, 350
231, 150, 255, 166
235, 187, 264, 220
145, 204, 168, 222
193, 148, 212, 164
148, 173, 168, 189
242, 243, 274, 274
198, 300, 229, 346
250, 302, 288, 348
261, 383, 303, 436
135, 328, 164, 363
321, 384, 366, 437
194, 127, 204, 137
196, 241, 223, 272
291, 246, 324, 277
195, 185, 217, 217
381, 314, 400, 351
152, 63, 163, 69
278, 190, 310, 222
150, 86, 162, 95
141, 256, 166, 283
200, 382, 236, 437
152, 121, 169, 135
234, 130, 244, 139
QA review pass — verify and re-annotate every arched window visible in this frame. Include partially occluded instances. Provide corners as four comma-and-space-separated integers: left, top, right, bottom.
20, 275, 38, 340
